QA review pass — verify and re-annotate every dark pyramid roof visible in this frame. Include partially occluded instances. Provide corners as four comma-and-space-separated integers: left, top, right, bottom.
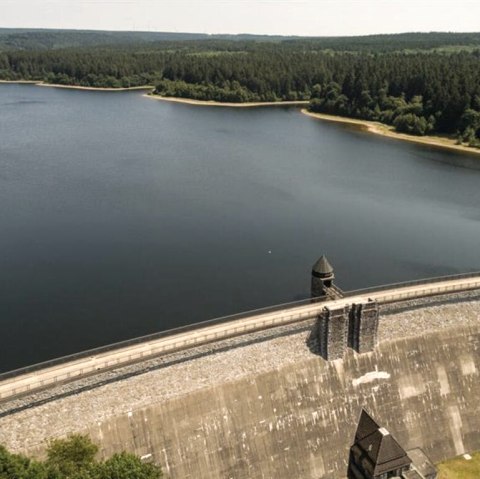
355, 409, 380, 441
359, 428, 411, 475
312, 255, 334, 275
351, 410, 412, 476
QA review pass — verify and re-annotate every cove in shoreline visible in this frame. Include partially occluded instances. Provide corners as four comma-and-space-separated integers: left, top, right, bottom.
144, 94, 480, 158
301, 109, 480, 158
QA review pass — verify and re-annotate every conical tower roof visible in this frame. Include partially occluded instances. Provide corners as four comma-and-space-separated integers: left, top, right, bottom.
312, 255, 334, 275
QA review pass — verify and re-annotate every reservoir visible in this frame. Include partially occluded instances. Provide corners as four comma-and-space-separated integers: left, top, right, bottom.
1, 83, 479, 372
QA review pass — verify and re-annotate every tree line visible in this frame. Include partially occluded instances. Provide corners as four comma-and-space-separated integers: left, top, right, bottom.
306, 51, 480, 146
0, 33, 479, 145
2, 29, 480, 53
155, 48, 480, 145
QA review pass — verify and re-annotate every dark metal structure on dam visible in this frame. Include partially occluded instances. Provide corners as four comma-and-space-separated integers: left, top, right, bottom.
311, 255, 379, 360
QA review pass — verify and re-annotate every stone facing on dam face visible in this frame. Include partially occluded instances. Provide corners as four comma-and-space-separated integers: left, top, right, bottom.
83, 325, 480, 478
349, 302, 379, 354
1, 296, 479, 479
318, 305, 350, 360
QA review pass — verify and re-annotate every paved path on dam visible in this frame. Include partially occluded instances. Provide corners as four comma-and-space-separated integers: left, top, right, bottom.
1, 274, 480, 402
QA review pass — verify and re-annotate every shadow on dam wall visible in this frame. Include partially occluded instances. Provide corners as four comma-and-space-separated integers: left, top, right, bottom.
65, 324, 480, 479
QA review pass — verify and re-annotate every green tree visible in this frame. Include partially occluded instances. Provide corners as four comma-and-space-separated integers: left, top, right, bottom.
0, 445, 47, 479
99, 453, 162, 479
45, 435, 97, 477
393, 113, 429, 135
1, 436, 163, 479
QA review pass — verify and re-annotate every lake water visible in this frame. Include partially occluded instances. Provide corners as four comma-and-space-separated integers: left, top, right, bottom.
1, 84, 480, 372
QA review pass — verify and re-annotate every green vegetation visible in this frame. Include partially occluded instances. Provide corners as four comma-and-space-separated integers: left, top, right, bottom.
1, 29, 480, 53
0, 435, 162, 479
307, 52, 480, 146
438, 451, 480, 479
0, 29, 479, 146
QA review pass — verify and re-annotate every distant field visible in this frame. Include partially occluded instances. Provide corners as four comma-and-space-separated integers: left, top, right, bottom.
186, 51, 248, 57
400, 45, 480, 54
438, 451, 480, 479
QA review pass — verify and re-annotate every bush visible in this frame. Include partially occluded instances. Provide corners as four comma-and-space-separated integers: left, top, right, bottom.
0, 436, 162, 479
393, 113, 429, 135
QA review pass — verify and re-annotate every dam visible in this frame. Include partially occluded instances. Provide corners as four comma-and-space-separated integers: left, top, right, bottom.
1, 270, 480, 478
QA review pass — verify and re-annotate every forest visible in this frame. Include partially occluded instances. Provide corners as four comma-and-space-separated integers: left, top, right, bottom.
1, 29, 479, 146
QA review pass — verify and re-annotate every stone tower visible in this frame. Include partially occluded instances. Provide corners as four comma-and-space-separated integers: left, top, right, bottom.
311, 255, 335, 298
317, 304, 350, 360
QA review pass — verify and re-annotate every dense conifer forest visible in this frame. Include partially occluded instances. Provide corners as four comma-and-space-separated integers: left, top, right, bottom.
1, 29, 479, 145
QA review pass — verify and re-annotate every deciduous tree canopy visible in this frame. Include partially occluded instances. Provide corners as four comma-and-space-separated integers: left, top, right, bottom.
0, 435, 162, 479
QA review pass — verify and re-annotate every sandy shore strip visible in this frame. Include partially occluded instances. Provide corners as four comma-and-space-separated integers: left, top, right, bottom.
37, 83, 154, 92
0, 80, 39, 84
0, 80, 154, 91
302, 109, 480, 157
144, 93, 309, 108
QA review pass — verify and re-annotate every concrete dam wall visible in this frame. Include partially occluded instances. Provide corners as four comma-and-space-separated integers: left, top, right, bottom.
1, 298, 480, 479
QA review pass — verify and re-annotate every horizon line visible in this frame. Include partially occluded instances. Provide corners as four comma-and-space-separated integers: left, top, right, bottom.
1, 26, 480, 39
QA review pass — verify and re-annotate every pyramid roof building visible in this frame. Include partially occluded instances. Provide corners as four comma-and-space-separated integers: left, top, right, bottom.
349, 409, 412, 478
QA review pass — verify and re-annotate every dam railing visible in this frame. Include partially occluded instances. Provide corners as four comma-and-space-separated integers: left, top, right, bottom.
344, 270, 480, 298
1, 270, 480, 400
0, 295, 326, 383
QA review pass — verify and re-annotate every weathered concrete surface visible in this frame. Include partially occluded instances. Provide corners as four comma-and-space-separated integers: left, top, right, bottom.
1, 300, 479, 479
87, 325, 479, 479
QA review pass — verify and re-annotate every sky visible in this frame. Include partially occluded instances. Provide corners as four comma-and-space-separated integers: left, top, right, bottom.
1, 0, 480, 37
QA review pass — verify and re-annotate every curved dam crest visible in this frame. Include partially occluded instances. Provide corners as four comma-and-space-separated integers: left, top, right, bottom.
1, 294, 479, 479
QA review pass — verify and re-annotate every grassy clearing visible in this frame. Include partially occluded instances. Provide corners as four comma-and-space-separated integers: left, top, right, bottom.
437, 451, 480, 479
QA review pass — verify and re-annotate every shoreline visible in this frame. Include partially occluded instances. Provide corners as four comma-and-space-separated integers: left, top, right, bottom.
144, 93, 309, 108
37, 83, 155, 92
0, 80, 154, 91
302, 109, 480, 157
0, 79, 39, 84
2, 80, 479, 156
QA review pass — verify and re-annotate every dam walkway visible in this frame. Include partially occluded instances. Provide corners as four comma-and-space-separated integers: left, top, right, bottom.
1, 272, 480, 403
